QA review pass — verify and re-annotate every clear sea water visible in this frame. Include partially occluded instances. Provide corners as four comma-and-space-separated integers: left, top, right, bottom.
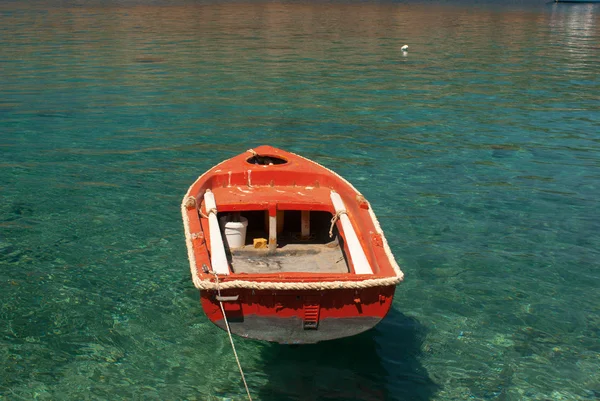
1, 0, 599, 400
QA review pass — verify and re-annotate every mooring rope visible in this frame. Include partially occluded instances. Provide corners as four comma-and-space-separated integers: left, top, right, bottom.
214, 273, 253, 401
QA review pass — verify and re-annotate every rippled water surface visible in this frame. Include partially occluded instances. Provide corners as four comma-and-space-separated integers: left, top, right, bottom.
1, 0, 599, 400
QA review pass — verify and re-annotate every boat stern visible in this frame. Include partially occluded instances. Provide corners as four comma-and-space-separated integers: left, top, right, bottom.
201, 286, 396, 344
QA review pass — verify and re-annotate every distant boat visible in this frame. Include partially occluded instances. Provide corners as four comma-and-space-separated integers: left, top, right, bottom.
181, 146, 404, 344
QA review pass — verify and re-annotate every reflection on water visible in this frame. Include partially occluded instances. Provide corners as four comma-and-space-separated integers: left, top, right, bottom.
550, 3, 600, 68
1, 1, 599, 400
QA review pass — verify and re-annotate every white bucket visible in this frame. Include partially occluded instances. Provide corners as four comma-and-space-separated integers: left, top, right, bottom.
219, 216, 248, 249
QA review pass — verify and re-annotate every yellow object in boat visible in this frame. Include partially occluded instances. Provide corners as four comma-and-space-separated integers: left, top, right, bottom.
253, 238, 268, 249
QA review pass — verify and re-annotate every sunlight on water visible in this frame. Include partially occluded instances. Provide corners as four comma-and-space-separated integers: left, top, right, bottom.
1, 1, 599, 400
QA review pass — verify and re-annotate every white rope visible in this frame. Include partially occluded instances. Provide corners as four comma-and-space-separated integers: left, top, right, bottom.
329, 210, 347, 238
199, 207, 217, 219
192, 276, 402, 291
184, 196, 197, 209
214, 273, 253, 401
185, 195, 216, 220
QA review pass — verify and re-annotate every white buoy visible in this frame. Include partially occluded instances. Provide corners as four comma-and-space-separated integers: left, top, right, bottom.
401, 45, 408, 52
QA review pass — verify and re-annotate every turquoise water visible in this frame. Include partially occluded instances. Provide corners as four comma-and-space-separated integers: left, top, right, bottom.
1, 0, 599, 399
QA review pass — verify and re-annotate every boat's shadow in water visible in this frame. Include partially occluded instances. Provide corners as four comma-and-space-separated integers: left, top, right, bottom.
255, 308, 438, 401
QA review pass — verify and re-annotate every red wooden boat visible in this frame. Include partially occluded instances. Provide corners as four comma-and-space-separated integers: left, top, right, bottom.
181, 146, 404, 344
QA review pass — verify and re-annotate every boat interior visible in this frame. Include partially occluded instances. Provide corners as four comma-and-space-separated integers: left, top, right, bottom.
200, 182, 375, 276
219, 210, 350, 274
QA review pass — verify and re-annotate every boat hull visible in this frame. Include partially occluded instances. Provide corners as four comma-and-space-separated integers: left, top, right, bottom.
182, 146, 404, 343
201, 286, 396, 344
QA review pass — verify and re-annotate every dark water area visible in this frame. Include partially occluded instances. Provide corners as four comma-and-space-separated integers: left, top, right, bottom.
1, 0, 599, 400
